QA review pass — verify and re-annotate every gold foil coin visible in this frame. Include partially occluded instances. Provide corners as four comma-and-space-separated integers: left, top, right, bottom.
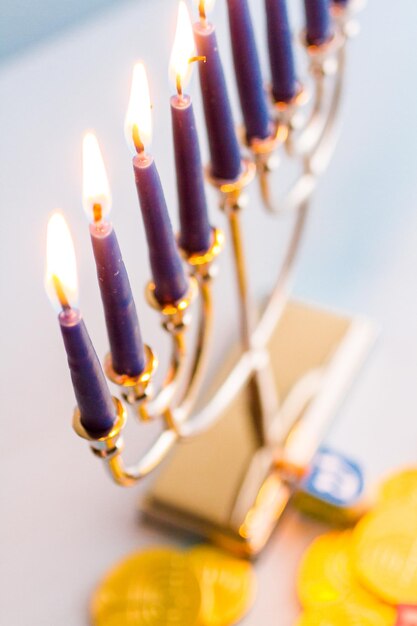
91, 548, 202, 626
187, 545, 256, 626
297, 531, 378, 608
353, 505, 417, 605
378, 468, 417, 507
296, 601, 396, 626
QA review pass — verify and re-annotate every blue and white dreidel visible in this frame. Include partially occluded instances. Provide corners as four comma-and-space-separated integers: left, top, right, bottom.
293, 447, 367, 525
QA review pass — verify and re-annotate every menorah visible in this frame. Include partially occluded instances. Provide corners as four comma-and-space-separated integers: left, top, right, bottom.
63, 0, 374, 557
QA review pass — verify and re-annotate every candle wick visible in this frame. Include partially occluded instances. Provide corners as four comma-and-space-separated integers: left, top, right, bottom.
189, 55, 207, 66
132, 124, 145, 154
176, 74, 183, 99
52, 274, 71, 310
199, 0, 207, 25
93, 203, 103, 224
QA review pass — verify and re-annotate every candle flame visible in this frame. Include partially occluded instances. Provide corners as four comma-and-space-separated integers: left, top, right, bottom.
169, 2, 196, 94
195, 0, 216, 19
45, 212, 79, 311
125, 62, 153, 155
82, 132, 112, 222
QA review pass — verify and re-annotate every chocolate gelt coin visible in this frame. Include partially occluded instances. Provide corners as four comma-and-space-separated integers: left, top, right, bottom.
91, 548, 202, 626
297, 531, 378, 608
295, 601, 396, 626
378, 469, 417, 508
353, 505, 417, 605
187, 545, 256, 626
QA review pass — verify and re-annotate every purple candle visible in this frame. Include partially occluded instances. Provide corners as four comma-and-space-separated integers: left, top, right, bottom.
60, 309, 116, 436
171, 96, 212, 254
83, 133, 145, 377
226, 0, 271, 141
265, 0, 298, 103
46, 213, 116, 437
170, 2, 212, 254
125, 63, 188, 306
303, 0, 333, 45
193, 3, 242, 181
90, 223, 145, 376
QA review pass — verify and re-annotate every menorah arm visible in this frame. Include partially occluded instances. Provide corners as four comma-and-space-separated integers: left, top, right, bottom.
98, 237, 222, 485
175, 278, 214, 420
308, 45, 346, 177
73, 231, 224, 485
138, 278, 212, 423
258, 164, 316, 215
81, 331, 255, 487
255, 25, 349, 217
105, 430, 178, 487
104, 300, 189, 416
284, 71, 326, 160
255, 67, 339, 216
137, 330, 187, 419
254, 200, 310, 346
288, 33, 345, 158
72, 398, 177, 486
163, 347, 269, 440
170, 197, 311, 442
138, 229, 223, 423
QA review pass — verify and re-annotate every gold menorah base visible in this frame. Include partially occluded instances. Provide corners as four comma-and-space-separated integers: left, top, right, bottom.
142, 299, 376, 557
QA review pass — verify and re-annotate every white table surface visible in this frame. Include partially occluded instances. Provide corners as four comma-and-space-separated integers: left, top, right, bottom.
1, 1, 417, 624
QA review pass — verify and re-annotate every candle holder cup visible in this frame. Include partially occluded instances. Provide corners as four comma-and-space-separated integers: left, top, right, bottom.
73, 397, 127, 458
104, 345, 158, 406
180, 227, 225, 279
72, 1, 374, 557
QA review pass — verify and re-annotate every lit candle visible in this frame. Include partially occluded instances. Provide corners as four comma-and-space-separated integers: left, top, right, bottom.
265, 0, 298, 103
303, 0, 333, 46
82, 132, 146, 377
226, 0, 271, 141
193, 0, 242, 181
170, 1, 212, 254
125, 63, 189, 306
45, 213, 116, 436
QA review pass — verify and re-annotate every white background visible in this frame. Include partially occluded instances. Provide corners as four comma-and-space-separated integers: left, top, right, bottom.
1, 0, 417, 624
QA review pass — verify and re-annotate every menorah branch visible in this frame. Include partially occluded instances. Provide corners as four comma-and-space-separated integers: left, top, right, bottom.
255, 36, 348, 216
